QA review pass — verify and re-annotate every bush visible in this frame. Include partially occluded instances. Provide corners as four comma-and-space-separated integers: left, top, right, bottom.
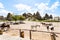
20, 16, 25, 21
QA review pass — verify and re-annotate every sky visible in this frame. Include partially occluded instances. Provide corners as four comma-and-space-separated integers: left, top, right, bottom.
0, 0, 60, 17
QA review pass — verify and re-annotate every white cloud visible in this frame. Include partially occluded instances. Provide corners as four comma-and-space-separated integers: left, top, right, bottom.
35, 1, 60, 11
14, 1, 60, 17
0, 9, 13, 17
35, 3, 49, 10
50, 1, 60, 11
0, 2, 4, 9
0, 2, 8, 17
34, 3, 49, 16
14, 3, 48, 15
0, 2, 13, 17
35, 1, 60, 12
34, 1, 60, 16
14, 4, 31, 11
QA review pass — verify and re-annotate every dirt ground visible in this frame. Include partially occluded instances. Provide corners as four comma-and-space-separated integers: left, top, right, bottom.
1, 21, 60, 40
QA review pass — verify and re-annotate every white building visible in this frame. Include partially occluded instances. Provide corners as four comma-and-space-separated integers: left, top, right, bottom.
54, 16, 60, 21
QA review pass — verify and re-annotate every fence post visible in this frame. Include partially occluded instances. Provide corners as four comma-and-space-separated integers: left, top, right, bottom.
19, 29, 24, 38
19, 29, 21, 37
0, 30, 3, 35
50, 32, 56, 40
30, 30, 32, 40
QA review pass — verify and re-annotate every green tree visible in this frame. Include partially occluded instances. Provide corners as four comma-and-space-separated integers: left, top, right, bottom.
49, 15, 53, 19
12, 15, 20, 21
27, 13, 32, 16
44, 13, 50, 20
35, 11, 41, 20
22, 13, 27, 18
33, 13, 36, 17
6, 13, 13, 21
20, 16, 25, 21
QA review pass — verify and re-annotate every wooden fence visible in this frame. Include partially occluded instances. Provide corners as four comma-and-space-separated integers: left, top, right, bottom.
11, 29, 60, 40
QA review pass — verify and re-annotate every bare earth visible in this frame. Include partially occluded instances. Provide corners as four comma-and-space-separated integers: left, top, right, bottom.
1, 21, 60, 40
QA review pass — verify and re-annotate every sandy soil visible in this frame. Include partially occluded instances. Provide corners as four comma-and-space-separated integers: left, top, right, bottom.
1, 21, 60, 40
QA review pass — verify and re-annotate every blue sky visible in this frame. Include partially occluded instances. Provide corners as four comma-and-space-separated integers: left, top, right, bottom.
0, 0, 60, 17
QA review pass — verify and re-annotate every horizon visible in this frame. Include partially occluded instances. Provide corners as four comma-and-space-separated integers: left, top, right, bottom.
0, 0, 60, 17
